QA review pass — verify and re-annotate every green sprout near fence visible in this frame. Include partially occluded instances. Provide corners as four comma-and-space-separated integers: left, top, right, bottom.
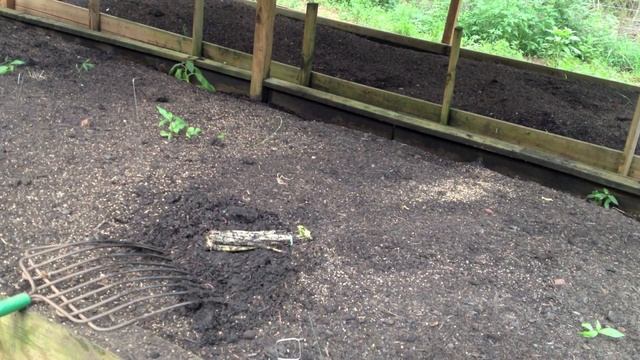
169, 60, 215, 92
157, 106, 202, 140
0, 59, 26, 75
580, 320, 624, 339
587, 188, 619, 209
76, 59, 95, 72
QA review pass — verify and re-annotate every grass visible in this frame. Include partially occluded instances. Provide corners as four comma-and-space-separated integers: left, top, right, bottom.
276, 0, 640, 85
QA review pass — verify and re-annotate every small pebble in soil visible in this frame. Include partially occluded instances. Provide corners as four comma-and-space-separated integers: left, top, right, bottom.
381, 318, 395, 326
607, 310, 624, 324
399, 333, 417, 343
148, 352, 160, 359
342, 314, 356, 322
242, 330, 257, 340
241, 158, 256, 166
324, 303, 338, 314
149, 9, 165, 17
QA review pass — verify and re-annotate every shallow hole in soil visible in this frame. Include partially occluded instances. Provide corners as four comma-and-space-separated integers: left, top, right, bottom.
119, 188, 298, 345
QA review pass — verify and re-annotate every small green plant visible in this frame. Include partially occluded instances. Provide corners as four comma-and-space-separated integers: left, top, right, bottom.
216, 132, 226, 141
169, 60, 215, 92
157, 106, 202, 140
580, 320, 624, 339
76, 59, 95, 72
587, 188, 619, 209
296, 225, 313, 241
543, 27, 582, 63
0, 59, 26, 75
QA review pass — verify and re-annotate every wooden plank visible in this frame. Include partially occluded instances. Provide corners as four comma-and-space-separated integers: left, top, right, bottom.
15, 0, 88, 27
448, 109, 624, 173
264, 77, 640, 195
236, 0, 640, 93
191, 0, 204, 56
101, 14, 192, 53
441, 0, 461, 45
249, 0, 277, 100
5, 0, 16, 9
2, 5, 638, 184
619, 95, 640, 176
0, 309, 119, 359
440, 26, 462, 125
203, 42, 253, 70
298, 2, 318, 86
88, 0, 99, 31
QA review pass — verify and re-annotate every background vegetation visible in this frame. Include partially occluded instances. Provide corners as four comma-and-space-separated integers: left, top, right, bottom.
277, 0, 640, 84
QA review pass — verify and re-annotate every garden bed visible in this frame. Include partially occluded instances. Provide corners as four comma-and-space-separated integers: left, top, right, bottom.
62, 0, 640, 154
2, 15, 640, 359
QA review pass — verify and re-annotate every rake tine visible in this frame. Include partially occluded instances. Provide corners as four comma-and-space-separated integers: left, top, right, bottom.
54, 275, 200, 304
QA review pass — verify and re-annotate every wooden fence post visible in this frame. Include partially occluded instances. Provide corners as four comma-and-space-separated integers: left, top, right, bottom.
192, 0, 205, 57
88, 0, 101, 31
298, 2, 318, 86
440, 26, 463, 125
5, 0, 16, 9
618, 95, 640, 176
441, 0, 461, 45
250, 0, 277, 100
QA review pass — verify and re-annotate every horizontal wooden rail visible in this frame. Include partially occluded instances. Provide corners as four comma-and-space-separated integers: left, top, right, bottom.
0, 1, 638, 189
237, 0, 640, 93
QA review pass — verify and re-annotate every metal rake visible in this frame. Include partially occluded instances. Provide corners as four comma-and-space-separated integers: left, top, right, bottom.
0, 241, 213, 331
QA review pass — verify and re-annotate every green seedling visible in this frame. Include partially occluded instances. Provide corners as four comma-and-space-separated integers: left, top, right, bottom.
296, 225, 313, 241
587, 188, 619, 209
0, 59, 26, 75
580, 320, 624, 339
186, 127, 202, 139
169, 60, 215, 92
157, 106, 201, 140
76, 59, 95, 72
216, 132, 226, 141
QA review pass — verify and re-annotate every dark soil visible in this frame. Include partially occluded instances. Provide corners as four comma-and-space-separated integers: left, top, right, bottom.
2, 14, 640, 360
64, 0, 640, 154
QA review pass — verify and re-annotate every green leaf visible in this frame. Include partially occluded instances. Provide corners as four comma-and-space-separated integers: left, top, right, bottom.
580, 329, 598, 338
194, 71, 215, 92
186, 127, 202, 139
160, 130, 173, 139
0, 65, 10, 75
581, 322, 594, 331
174, 68, 185, 81
595, 320, 602, 331
599, 327, 624, 338
609, 196, 619, 206
185, 60, 196, 73
169, 63, 181, 75
9, 59, 26, 66
169, 116, 187, 134
156, 106, 173, 121
604, 198, 611, 209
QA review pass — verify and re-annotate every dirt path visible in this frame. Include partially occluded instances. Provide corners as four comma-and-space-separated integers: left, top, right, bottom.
62, 0, 640, 155
1, 16, 640, 359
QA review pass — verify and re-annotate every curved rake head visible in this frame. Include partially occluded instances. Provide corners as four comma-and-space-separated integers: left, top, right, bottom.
18, 241, 213, 331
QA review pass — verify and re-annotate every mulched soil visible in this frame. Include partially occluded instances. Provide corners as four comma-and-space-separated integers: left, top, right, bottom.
2, 14, 640, 360
63, 0, 640, 154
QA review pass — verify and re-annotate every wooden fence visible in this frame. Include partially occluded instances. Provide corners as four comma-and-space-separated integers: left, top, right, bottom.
0, 0, 639, 197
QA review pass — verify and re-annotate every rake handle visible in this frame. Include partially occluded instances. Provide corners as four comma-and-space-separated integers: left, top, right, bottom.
0, 292, 32, 317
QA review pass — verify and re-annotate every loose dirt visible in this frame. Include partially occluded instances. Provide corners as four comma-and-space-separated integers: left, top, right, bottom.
2, 14, 640, 360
